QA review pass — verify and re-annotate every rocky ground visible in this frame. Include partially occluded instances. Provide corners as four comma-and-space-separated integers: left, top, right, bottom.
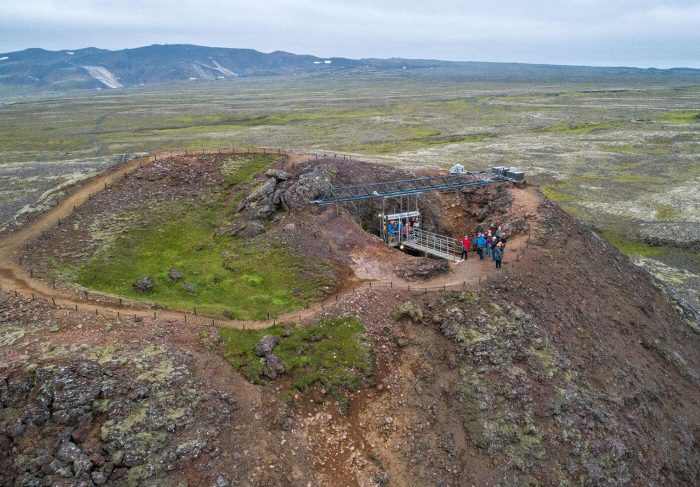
1, 155, 699, 486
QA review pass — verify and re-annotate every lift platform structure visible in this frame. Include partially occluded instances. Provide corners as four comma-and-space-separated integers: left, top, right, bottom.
311, 167, 525, 262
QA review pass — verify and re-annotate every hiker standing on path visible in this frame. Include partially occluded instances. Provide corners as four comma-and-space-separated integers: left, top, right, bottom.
485, 231, 493, 257
476, 233, 486, 259
491, 235, 498, 261
494, 241, 504, 269
460, 235, 471, 260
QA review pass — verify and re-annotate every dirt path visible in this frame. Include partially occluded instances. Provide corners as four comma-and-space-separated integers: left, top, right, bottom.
0, 149, 536, 330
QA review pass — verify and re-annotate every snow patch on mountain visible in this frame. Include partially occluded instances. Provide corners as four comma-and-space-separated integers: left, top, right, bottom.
82, 66, 123, 88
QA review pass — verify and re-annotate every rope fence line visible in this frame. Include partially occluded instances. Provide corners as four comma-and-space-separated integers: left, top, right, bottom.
12, 262, 530, 327
3, 250, 527, 330
5, 146, 531, 329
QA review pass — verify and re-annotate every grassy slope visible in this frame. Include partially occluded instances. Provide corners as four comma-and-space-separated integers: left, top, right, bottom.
75, 155, 333, 320
219, 317, 374, 404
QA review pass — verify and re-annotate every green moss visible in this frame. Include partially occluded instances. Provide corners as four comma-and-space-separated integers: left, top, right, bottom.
527, 346, 558, 380
392, 301, 424, 321
541, 185, 576, 202
337, 132, 493, 155
88, 344, 119, 365
75, 198, 333, 320
458, 291, 479, 305
654, 204, 681, 221
505, 417, 547, 470
219, 316, 374, 399
0, 326, 26, 347
599, 230, 663, 257
221, 153, 279, 185
279, 391, 295, 404
611, 174, 666, 185
459, 367, 487, 448
539, 120, 629, 135
655, 110, 700, 124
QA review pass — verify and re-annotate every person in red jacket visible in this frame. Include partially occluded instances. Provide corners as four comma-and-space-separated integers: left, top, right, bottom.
460, 235, 471, 260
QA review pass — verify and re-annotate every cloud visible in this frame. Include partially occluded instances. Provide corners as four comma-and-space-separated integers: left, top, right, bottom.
1, 0, 698, 67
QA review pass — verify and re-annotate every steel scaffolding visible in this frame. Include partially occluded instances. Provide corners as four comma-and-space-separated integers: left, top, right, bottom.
311, 172, 511, 205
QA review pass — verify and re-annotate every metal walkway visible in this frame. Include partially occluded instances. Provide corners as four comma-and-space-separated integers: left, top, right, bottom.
390, 228, 463, 262
311, 169, 521, 205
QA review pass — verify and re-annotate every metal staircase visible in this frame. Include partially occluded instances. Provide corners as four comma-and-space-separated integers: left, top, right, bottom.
394, 228, 463, 262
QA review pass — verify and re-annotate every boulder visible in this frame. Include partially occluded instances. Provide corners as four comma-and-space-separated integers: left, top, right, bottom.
246, 199, 277, 220
235, 177, 280, 219
169, 268, 183, 281
263, 354, 285, 379
271, 188, 285, 206
231, 221, 266, 238
133, 277, 153, 294
254, 335, 279, 357
181, 282, 196, 294
265, 169, 291, 181
256, 177, 278, 199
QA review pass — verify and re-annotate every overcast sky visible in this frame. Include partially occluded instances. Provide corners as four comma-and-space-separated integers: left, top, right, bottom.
2, 1, 699, 68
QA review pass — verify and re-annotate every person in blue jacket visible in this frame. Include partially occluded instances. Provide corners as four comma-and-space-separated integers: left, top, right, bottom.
476, 233, 486, 259
387, 220, 398, 242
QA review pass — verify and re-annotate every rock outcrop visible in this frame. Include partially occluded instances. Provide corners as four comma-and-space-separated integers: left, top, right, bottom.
236, 164, 335, 220
394, 258, 449, 281
281, 165, 334, 210
253, 335, 285, 379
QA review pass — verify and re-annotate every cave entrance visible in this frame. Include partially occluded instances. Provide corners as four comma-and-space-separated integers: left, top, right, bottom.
378, 194, 463, 262
311, 167, 525, 263
379, 193, 421, 245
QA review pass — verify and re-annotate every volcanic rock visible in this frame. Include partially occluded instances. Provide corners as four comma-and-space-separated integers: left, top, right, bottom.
263, 354, 285, 379
254, 335, 279, 357
282, 165, 334, 209
231, 221, 266, 238
133, 276, 153, 294
394, 258, 449, 280
169, 268, 183, 280
265, 169, 291, 181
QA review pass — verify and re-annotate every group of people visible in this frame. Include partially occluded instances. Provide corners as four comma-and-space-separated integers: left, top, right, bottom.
386, 217, 420, 243
459, 226, 508, 268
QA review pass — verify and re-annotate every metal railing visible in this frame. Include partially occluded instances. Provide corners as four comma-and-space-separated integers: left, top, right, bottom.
403, 228, 462, 261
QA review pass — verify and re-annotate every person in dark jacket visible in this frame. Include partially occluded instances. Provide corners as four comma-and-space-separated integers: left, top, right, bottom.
494, 241, 504, 268
499, 233, 508, 250
490, 236, 498, 261
476, 233, 486, 259
460, 235, 471, 260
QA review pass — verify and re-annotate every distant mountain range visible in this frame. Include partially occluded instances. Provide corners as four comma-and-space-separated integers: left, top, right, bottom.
1, 44, 699, 95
